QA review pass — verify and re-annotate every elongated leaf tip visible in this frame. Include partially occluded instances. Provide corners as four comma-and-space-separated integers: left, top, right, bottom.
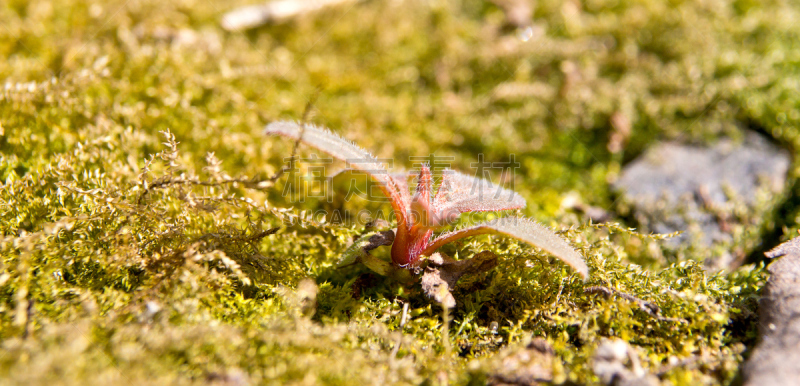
263, 120, 386, 176
425, 217, 588, 279
264, 120, 410, 229
264, 121, 306, 138
493, 217, 588, 279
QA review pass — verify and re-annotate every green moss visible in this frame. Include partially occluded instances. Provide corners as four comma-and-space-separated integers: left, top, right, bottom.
0, 0, 796, 384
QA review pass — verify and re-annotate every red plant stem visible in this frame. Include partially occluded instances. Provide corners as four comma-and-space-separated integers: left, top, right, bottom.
391, 224, 433, 267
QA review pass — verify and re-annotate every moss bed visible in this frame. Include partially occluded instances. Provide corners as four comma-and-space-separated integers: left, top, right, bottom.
1, 0, 799, 384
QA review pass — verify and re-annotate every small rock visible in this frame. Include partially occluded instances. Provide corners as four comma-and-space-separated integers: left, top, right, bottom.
592, 339, 659, 386
742, 236, 800, 386
488, 337, 555, 385
221, 0, 360, 31
613, 131, 789, 269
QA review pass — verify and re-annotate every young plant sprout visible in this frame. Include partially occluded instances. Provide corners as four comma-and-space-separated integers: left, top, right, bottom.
265, 121, 588, 306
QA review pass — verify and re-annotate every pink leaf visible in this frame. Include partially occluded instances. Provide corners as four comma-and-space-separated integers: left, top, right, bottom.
331, 169, 412, 211
434, 168, 526, 214
421, 217, 588, 279
390, 171, 413, 213
264, 121, 409, 229
410, 164, 437, 229
413, 164, 433, 204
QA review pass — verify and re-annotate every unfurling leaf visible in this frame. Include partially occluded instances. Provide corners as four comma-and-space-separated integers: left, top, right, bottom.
410, 164, 439, 228
389, 171, 413, 209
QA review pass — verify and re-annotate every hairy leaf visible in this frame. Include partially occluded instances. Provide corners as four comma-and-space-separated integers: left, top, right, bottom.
421, 217, 588, 279
410, 164, 436, 229
265, 121, 408, 227
389, 171, 413, 211
434, 168, 526, 214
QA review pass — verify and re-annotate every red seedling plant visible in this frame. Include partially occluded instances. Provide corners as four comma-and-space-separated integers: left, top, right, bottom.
265, 122, 588, 280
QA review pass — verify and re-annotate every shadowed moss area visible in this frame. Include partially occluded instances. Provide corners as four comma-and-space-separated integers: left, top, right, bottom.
0, 0, 796, 384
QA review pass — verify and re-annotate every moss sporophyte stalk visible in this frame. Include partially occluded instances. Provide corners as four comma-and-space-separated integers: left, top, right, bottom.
265, 121, 588, 305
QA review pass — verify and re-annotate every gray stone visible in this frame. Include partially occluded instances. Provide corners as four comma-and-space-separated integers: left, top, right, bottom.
488, 337, 554, 386
591, 339, 660, 386
743, 236, 800, 386
613, 132, 789, 268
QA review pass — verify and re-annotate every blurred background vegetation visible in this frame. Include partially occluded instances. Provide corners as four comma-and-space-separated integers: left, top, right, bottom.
0, 0, 798, 384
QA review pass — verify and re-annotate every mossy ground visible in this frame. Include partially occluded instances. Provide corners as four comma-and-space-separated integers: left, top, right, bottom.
1, 0, 798, 384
